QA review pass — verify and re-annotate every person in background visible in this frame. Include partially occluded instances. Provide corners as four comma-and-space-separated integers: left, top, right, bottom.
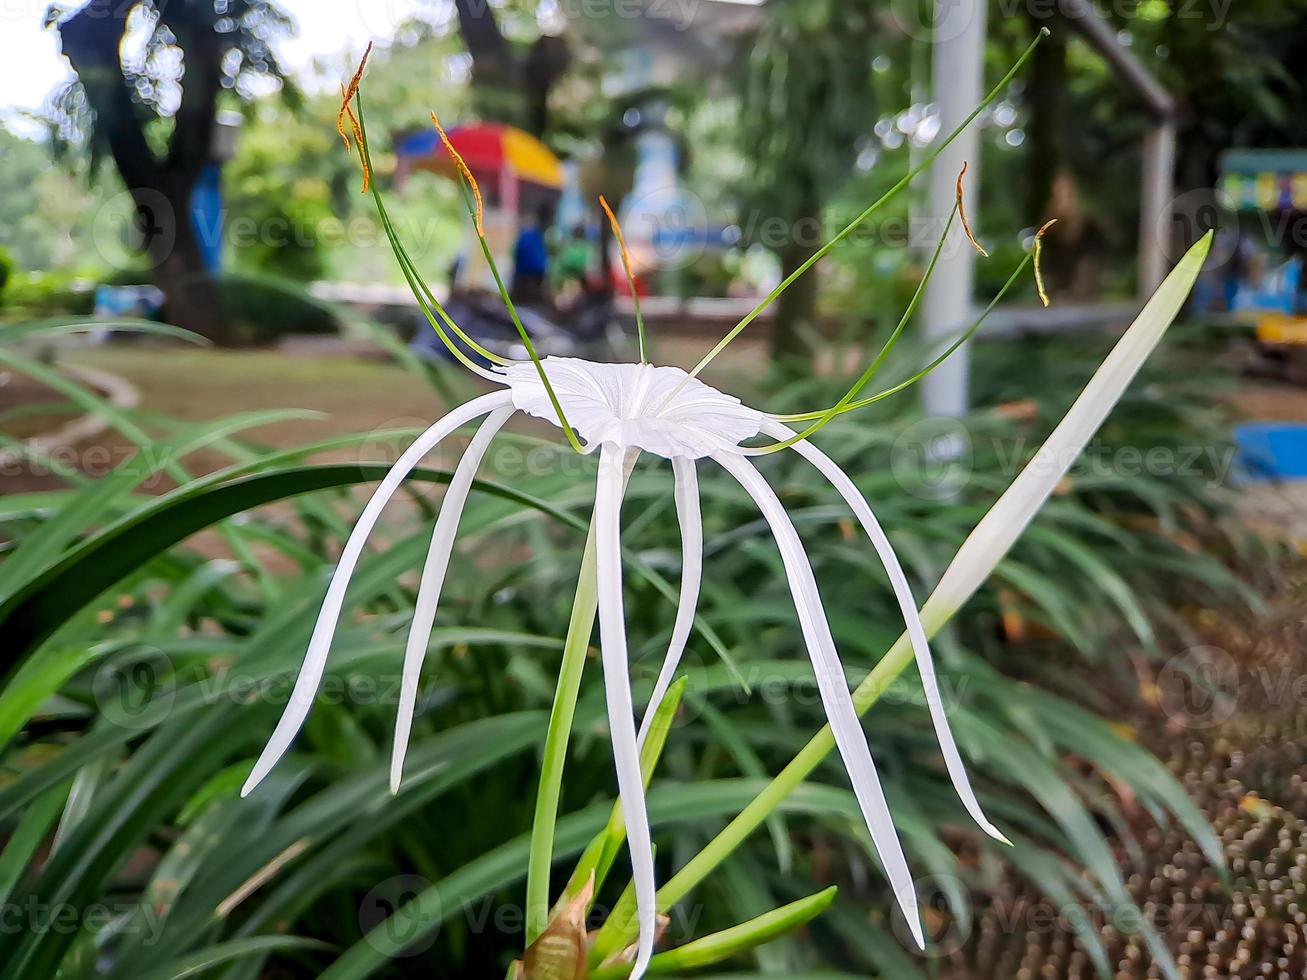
555, 223, 595, 308
512, 204, 552, 305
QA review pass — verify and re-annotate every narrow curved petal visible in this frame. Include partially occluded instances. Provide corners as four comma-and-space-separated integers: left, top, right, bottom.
391, 405, 515, 794
595, 443, 657, 977
241, 390, 515, 797
712, 451, 925, 949
762, 420, 1008, 845
636, 456, 701, 749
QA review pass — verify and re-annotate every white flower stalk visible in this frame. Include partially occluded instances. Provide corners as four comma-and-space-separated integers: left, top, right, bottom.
243, 355, 1012, 964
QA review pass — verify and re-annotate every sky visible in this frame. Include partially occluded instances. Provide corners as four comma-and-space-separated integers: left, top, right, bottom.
0, 0, 426, 133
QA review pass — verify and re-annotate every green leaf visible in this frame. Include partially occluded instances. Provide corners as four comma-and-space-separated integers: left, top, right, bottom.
129, 937, 332, 980
589, 886, 838, 979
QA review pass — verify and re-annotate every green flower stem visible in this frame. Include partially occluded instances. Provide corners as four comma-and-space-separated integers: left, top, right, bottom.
524, 514, 600, 943
564, 676, 686, 901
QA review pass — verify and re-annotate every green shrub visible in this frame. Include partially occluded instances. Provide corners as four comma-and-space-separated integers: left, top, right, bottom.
214, 271, 340, 345
2, 269, 96, 316
0, 246, 13, 304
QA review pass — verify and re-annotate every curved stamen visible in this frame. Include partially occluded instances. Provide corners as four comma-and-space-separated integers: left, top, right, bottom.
772, 250, 1034, 424
761, 420, 1009, 845
711, 451, 924, 949
636, 456, 701, 749
599, 195, 650, 364
743, 207, 958, 454
391, 406, 515, 794
241, 391, 514, 797
351, 95, 510, 380
595, 444, 657, 977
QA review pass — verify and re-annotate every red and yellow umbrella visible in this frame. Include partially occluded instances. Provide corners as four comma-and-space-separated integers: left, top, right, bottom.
395, 123, 563, 191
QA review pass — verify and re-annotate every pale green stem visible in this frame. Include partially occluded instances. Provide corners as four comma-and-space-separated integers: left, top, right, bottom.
525, 515, 600, 942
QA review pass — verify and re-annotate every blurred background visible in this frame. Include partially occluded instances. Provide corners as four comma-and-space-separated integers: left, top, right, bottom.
2, 1, 1307, 977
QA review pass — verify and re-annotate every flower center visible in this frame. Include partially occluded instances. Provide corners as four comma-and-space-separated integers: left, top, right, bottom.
504, 357, 763, 459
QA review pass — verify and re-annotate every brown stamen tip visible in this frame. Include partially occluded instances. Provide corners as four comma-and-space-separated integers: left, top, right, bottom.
599, 195, 636, 282
336, 85, 352, 151
955, 161, 989, 257
432, 111, 484, 236
337, 43, 374, 193
337, 43, 373, 144
1034, 218, 1057, 307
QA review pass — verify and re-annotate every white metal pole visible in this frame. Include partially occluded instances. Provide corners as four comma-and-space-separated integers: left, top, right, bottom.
920, 0, 987, 420
1138, 119, 1177, 296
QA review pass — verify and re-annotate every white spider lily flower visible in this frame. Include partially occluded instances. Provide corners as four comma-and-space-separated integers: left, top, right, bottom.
242, 356, 1009, 969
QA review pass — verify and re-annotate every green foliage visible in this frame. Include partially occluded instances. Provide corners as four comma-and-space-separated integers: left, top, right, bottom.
0, 309, 1256, 977
225, 99, 342, 282
735, 0, 881, 230
2, 271, 97, 317
0, 246, 13, 304
213, 272, 340, 345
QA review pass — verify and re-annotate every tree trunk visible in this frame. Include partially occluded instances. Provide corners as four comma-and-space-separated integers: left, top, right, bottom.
1023, 20, 1094, 297
142, 177, 225, 341
1024, 20, 1068, 227
59, 0, 223, 338
453, 0, 567, 138
771, 231, 820, 371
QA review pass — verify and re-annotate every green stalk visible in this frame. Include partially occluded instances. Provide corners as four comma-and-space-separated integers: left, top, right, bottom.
590, 886, 838, 979
456, 179, 587, 455
777, 253, 1033, 423
524, 515, 600, 942
354, 94, 510, 371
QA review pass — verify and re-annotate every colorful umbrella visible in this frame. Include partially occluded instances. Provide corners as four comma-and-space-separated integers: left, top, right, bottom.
396, 123, 564, 191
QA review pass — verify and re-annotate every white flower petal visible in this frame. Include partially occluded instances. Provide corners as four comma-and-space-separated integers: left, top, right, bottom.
504, 357, 762, 459
712, 451, 925, 949
764, 420, 1008, 845
595, 443, 658, 977
637, 456, 701, 749
391, 406, 515, 794
241, 391, 514, 797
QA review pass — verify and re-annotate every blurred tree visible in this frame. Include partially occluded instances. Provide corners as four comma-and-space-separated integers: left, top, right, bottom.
735, 0, 880, 369
48, 0, 291, 336
223, 99, 334, 282
997, 0, 1307, 294
452, 0, 570, 137
0, 126, 135, 276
